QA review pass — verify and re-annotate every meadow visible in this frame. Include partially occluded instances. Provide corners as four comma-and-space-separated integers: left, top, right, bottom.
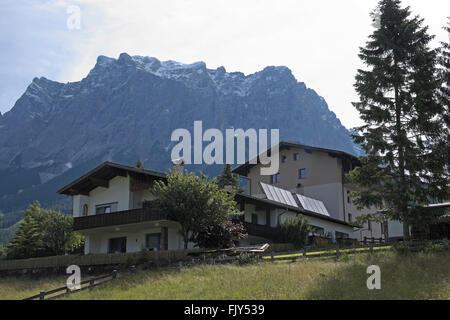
1, 250, 449, 300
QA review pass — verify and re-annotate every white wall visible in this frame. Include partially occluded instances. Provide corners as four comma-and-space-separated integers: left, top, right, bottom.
77, 175, 131, 216
73, 194, 89, 218
131, 189, 156, 209
83, 224, 196, 254
388, 220, 404, 239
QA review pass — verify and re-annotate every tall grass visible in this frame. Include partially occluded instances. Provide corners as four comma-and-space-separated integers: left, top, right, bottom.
1, 251, 449, 300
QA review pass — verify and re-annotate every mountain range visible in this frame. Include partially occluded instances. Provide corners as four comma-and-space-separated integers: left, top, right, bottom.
0, 52, 361, 242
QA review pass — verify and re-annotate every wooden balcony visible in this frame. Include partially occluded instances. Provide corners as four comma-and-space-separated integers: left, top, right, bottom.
233, 220, 275, 239
73, 207, 170, 231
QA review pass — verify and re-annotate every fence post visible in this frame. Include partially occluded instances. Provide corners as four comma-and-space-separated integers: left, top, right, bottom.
336, 247, 340, 258
370, 243, 373, 254
112, 270, 117, 279
39, 291, 45, 300
89, 279, 95, 289
363, 236, 367, 244
270, 252, 274, 261
303, 248, 307, 259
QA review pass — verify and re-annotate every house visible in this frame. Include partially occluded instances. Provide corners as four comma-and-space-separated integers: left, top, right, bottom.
232, 141, 385, 241
57, 162, 188, 254
58, 159, 355, 254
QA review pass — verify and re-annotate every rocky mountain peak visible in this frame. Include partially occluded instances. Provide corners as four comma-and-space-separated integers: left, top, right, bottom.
0, 53, 360, 213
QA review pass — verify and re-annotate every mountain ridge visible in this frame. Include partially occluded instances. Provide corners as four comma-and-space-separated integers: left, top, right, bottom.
0, 52, 360, 218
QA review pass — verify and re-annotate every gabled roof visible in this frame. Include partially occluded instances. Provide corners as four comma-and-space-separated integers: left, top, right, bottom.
232, 141, 360, 176
57, 161, 167, 196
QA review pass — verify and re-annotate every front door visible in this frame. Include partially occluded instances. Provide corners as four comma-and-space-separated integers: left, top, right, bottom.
146, 233, 161, 251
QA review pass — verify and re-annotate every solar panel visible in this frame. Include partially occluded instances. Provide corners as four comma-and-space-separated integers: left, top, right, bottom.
295, 194, 330, 216
260, 182, 298, 208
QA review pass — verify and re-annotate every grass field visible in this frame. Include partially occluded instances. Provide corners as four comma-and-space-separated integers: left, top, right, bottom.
1, 250, 449, 300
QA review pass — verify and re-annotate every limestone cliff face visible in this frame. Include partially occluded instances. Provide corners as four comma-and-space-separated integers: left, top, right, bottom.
0, 53, 360, 211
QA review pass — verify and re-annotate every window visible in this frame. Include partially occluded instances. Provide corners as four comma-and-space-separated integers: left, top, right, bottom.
335, 231, 349, 239
281, 155, 287, 163
293, 153, 300, 161
108, 237, 127, 253
251, 214, 258, 224
298, 168, 306, 179
82, 204, 88, 216
146, 233, 161, 251
310, 225, 325, 236
348, 213, 353, 222
95, 202, 118, 214
271, 173, 280, 184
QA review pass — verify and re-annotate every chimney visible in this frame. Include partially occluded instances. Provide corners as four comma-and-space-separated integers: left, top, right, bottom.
171, 158, 185, 174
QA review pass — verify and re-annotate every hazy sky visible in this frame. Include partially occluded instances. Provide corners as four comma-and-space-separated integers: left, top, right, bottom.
1, 0, 448, 129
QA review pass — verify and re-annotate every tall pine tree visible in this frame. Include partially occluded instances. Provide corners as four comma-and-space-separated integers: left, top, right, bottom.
349, 0, 448, 240
216, 164, 241, 191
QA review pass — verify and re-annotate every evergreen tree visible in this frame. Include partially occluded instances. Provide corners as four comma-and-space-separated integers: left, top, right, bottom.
135, 160, 144, 169
216, 164, 241, 191
436, 19, 450, 171
349, 0, 448, 241
7, 205, 43, 259
6, 201, 83, 259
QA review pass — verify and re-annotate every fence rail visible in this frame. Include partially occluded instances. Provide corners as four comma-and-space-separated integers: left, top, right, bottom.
263, 243, 392, 262
0, 243, 293, 272
263, 240, 450, 262
23, 271, 117, 300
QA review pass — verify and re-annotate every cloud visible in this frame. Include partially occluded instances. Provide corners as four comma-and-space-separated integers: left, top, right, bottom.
1, 0, 449, 129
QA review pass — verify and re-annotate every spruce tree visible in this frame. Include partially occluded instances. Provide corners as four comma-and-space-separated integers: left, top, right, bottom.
349, 0, 448, 240
135, 160, 144, 169
7, 207, 43, 259
216, 164, 240, 191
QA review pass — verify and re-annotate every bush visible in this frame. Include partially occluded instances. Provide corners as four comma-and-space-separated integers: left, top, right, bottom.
195, 220, 247, 249
423, 243, 445, 253
237, 252, 260, 265
275, 215, 311, 249
393, 243, 410, 255
0, 244, 5, 259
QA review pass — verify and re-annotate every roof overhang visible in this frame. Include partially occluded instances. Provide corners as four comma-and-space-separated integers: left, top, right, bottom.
57, 161, 167, 196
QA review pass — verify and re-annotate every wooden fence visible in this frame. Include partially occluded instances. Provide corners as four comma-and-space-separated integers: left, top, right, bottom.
23, 271, 117, 300
0, 243, 293, 272
263, 240, 450, 262
263, 243, 392, 262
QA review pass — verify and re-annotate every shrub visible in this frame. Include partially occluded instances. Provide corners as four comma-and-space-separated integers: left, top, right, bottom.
275, 215, 311, 249
195, 220, 247, 249
393, 243, 410, 255
237, 252, 260, 265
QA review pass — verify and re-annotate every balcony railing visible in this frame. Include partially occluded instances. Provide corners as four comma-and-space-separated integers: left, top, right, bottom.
233, 220, 275, 239
73, 207, 170, 231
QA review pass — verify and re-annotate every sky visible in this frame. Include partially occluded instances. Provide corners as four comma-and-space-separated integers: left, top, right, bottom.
0, 0, 448, 129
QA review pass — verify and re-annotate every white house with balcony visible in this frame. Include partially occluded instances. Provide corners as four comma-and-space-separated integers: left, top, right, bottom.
58, 160, 356, 255
58, 162, 190, 254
